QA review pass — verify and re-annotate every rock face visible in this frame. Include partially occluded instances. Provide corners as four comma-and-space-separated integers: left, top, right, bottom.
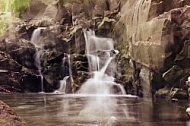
0, 100, 27, 126
119, 0, 190, 98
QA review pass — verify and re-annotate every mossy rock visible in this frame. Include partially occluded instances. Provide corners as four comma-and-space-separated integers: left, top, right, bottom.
155, 87, 170, 98
169, 88, 189, 99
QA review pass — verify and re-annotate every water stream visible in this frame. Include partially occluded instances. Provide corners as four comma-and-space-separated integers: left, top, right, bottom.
54, 76, 69, 94
30, 27, 46, 92
80, 29, 124, 95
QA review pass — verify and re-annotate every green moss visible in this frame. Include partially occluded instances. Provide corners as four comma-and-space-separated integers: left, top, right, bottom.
0, 0, 6, 11
11, 0, 31, 17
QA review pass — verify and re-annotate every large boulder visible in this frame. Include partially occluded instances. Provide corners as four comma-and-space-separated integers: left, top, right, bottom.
0, 51, 23, 92
0, 100, 27, 126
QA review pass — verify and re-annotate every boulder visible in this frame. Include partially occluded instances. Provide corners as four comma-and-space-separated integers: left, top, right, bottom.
0, 51, 21, 71
6, 39, 36, 69
0, 100, 27, 126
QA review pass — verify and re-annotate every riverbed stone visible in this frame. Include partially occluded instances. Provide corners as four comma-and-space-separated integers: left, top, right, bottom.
0, 100, 27, 126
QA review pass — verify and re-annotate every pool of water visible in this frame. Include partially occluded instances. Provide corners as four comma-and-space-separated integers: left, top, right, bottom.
0, 93, 189, 126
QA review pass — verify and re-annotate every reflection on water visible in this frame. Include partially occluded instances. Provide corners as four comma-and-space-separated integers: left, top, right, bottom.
0, 94, 189, 126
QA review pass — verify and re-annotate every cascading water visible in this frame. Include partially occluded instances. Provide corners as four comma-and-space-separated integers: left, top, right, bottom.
83, 29, 115, 72
54, 54, 71, 94
30, 27, 46, 93
54, 76, 69, 94
79, 29, 125, 95
76, 29, 129, 125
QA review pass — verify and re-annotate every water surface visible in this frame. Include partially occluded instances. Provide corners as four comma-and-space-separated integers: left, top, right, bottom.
0, 94, 189, 126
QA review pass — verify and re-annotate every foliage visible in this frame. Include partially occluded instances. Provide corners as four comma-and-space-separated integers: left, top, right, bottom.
0, 0, 31, 17
0, 0, 30, 34
0, 0, 6, 11
11, 0, 31, 17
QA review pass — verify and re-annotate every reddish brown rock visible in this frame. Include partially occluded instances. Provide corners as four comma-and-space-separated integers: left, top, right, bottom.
0, 100, 27, 126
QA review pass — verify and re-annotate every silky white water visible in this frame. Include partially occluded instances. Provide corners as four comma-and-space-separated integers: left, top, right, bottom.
54, 76, 69, 94
76, 29, 128, 125
30, 27, 46, 92
80, 29, 125, 95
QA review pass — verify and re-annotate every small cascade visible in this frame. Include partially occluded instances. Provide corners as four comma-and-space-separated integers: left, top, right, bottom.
31, 27, 46, 48
55, 53, 72, 94
83, 29, 114, 72
79, 29, 125, 95
77, 30, 127, 125
54, 76, 69, 94
67, 54, 74, 85
30, 27, 46, 93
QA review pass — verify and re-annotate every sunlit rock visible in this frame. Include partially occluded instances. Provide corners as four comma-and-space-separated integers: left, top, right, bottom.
105, 116, 121, 126
186, 107, 190, 116
0, 100, 27, 126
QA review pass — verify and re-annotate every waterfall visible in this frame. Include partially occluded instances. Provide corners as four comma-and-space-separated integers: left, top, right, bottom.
54, 53, 72, 94
54, 76, 69, 94
77, 30, 128, 125
30, 27, 46, 93
83, 29, 114, 72
30, 27, 46, 48
79, 29, 126, 95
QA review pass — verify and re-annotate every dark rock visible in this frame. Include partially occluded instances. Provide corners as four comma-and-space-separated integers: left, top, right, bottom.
169, 88, 189, 99
21, 73, 41, 92
175, 40, 190, 68
155, 86, 171, 98
0, 71, 23, 93
6, 39, 36, 69
0, 51, 21, 71
47, 53, 64, 64
162, 65, 185, 86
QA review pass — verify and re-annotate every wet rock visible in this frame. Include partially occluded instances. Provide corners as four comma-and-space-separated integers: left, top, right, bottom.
118, 0, 190, 98
21, 73, 41, 92
0, 70, 23, 93
0, 51, 21, 71
155, 86, 171, 98
78, 106, 110, 124
0, 100, 27, 126
155, 87, 189, 99
186, 107, 190, 116
169, 88, 189, 99
15, 24, 36, 40
47, 52, 64, 64
33, 18, 57, 27
162, 65, 185, 86
6, 39, 36, 69
106, 116, 121, 126
185, 76, 190, 96
175, 40, 190, 68
41, 51, 66, 91
70, 54, 89, 92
